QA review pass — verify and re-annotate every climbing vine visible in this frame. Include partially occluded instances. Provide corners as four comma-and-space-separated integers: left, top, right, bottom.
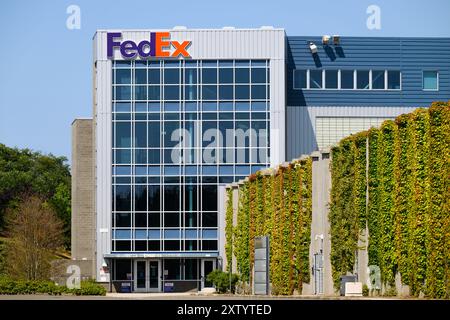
330, 102, 450, 298
228, 159, 312, 295
225, 187, 233, 272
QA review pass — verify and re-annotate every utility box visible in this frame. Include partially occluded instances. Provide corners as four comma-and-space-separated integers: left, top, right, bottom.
345, 282, 363, 297
339, 275, 357, 296
253, 236, 270, 295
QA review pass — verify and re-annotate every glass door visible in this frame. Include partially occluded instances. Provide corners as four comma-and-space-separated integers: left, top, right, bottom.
148, 260, 160, 292
201, 259, 215, 289
134, 260, 147, 292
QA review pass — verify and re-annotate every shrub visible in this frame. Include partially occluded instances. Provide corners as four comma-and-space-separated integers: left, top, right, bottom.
362, 284, 369, 297
0, 277, 106, 296
206, 270, 239, 294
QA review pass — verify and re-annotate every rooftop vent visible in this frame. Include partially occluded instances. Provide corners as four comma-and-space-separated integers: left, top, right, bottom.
260, 26, 274, 29
173, 26, 187, 30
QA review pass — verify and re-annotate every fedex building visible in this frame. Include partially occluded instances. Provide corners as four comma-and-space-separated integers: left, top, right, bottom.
71, 27, 450, 293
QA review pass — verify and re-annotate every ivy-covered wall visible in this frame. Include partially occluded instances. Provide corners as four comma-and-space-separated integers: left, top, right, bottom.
330, 102, 450, 298
226, 158, 312, 295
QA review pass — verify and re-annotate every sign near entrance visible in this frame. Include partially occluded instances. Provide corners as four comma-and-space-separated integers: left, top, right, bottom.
107, 32, 191, 59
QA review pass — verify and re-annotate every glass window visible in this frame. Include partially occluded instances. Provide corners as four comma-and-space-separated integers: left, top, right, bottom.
148, 185, 160, 211
148, 213, 160, 227
135, 69, 146, 84
164, 69, 179, 84
202, 229, 217, 239
219, 68, 233, 83
148, 69, 160, 84
309, 70, 322, 89
148, 230, 160, 239
184, 259, 198, 280
148, 122, 160, 148
134, 122, 146, 147
135, 149, 147, 164
115, 149, 131, 164
185, 68, 197, 84
388, 71, 401, 89
341, 70, 354, 89
235, 68, 250, 83
185, 85, 197, 100
372, 70, 385, 89
115, 241, 131, 251
164, 85, 180, 100
202, 68, 217, 84
357, 70, 370, 89
115, 122, 131, 148
235, 85, 250, 99
202, 240, 217, 251
251, 85, 266, 99
423, 71, 438, 90
134, 185, 147, 211
148, 86, 160, 100
184, 185, 197, 211
219, 85, 233, 100
115, 212, 131, 227
164, 185, 180, 211
115, 69, 131, 84
185, 212, 197, 228
164, 241, 180, 251
251, 68, 266, 83
202, 185, 217, 211
135, 230, 147, 240
164, 259, 181, 279
202, 85, 217, 100
115, 86, 131, 100
115, 185, 131, 211
135, 213, 147, 227
148, 240, 160, 250
202, 213, 217, 227
164, 229, 180, 238
325, 70, 338, 89
293, 70, 307, 89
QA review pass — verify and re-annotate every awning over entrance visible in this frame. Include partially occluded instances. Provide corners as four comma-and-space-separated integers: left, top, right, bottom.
104, 252, 219, 259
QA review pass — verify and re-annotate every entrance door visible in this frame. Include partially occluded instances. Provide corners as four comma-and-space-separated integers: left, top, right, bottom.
201, 259, 215, 289
134, 260, 161, 292
134, 260, 147, 292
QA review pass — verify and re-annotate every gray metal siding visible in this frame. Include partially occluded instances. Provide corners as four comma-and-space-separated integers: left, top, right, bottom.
287, 37, 450, 107
286, 106, 417, 160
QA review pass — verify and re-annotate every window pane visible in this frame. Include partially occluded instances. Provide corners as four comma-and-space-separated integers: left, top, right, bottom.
251, 85, 266, 99
115, 185, 131, 211
185, 69, 197, 84
135, 213, 147, 227
202, 85, 217, 100
148, 185, 160, 211
293, 70, 307, 89
251, 68, 266, 83
135, 69, 146, 84
202, 185, 217, 211
148, 86, 160, 100
185, 85, 197, 100
341, 70, 354, 89
164, 86, 179, 100
184, 185, 197, 211
148, 213, 160, 227
134, 122, 146, 147
202, 68, 217, 84
134, 86, 147, 100
115, 86, 131, 100
164, 185, 180, 211
235, 85, 249, 99
372, 70, 385, 89
357, 70, 370, 89
388, 71, 401, 89
325, 70, 338, 89
115, 149, 131, 164
423, 71, 438, 90
115, 69, 131, 84
202, 213, 217, 227
235, 68, 250, 83
134, 185, 147, 211
219, 68, 233, 83
148, 122, 160, 148
115, 122, 131, 148
219, 85, 233, 100
310, 70, 322, 89
164, 69, 179, 84
115, 213, 131, 227
148, 69, 160, 84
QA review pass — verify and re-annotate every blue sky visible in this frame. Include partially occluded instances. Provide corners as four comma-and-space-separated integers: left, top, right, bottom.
0, 0, 449, 163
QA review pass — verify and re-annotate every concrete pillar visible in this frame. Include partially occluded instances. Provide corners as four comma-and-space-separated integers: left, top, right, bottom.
71, 118, 95, 278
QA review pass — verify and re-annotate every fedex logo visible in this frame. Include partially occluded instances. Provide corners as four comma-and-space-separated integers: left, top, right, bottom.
107, 32, 191, 59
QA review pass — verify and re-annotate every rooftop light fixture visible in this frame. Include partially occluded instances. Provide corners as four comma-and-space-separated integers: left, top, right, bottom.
309, 42, 318, 54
